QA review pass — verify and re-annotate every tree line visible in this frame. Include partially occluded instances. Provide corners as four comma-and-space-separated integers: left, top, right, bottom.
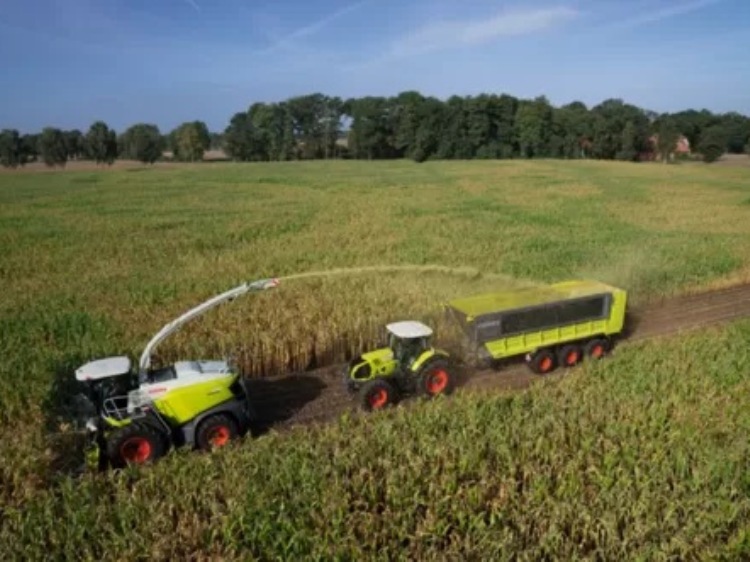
2, 91, 749, 168
0, 120, 218, 168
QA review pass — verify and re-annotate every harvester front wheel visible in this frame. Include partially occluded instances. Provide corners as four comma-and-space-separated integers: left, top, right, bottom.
107, 423, 167, 469
196, 414, 239, 451
418, 359, 456, 398
359, 380, 396, 412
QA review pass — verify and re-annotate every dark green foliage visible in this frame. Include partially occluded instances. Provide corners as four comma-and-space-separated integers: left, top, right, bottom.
119, 123, 163, 164
38, 127, 68, 167
247, 102, 296, 161
223, 112, 263, 161
699, 126, 728, 163
722, 111, 750, 153
655, 117, 681, 163
0, 129, 22, 168
64, 130, 85, 160
516, 96, 553, 158
589, 99, 650, 160
85, 121, 117, 165
19, 134, 39, 164
12, 90, 750, 166
170, 121, 211, 162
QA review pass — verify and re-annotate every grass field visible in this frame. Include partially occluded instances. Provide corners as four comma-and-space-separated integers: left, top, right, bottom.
1, 159, 750, 559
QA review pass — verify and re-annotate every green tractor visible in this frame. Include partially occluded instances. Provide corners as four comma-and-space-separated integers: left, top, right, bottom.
74, 277, 279, 470
344, 320, 457, 411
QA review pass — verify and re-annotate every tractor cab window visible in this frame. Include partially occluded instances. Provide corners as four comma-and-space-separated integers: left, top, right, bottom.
392, 336, 427, 365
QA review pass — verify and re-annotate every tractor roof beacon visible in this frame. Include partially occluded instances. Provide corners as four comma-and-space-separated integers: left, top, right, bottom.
74, 277, 280, 470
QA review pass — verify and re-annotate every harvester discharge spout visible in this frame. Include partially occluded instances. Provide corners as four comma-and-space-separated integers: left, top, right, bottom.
137, 277, 280, 376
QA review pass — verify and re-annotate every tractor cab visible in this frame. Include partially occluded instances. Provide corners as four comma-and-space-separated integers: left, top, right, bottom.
386, 321, 433, 369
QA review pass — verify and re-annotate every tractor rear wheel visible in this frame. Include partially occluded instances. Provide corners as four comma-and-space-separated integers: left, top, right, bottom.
418, 359, 456, 398
196, 414, 239, 451
359, 379, 396, 412
106, 423, 167, 469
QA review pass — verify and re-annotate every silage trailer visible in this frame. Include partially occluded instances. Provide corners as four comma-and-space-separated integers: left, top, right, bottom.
445, 279, 628, 373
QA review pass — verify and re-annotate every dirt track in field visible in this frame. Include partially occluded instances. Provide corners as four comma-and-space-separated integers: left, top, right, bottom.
246, 283, 750, 434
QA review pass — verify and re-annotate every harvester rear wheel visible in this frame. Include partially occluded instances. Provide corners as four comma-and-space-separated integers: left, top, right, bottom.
107, 423, 167, 469
359, 379, 396, 412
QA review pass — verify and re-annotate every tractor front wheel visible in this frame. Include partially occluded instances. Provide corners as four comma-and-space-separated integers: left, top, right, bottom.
106, 423, 167, 469
359, 379, 396, 412
418, 359, 456, 398
196, 414, 239, 451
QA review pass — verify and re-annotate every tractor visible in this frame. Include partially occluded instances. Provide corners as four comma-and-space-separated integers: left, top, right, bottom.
74, 277, 279, 470
344, 320, 456, 411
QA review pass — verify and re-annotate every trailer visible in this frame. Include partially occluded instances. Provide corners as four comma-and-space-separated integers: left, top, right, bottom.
445, 280, 627, 374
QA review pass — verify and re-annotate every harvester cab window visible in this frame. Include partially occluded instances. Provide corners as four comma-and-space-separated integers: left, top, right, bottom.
148, 365, 177, 384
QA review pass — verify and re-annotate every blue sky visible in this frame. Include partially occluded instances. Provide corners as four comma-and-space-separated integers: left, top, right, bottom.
0, 0, 748, 133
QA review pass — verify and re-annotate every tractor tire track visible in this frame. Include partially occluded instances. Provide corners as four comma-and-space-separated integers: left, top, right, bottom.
248, 282, 750, 433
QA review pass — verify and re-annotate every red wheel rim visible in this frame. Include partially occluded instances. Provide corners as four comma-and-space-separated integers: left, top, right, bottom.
120, 437, 152, 464
540, 357, 553, 372
209, 426, 230, 447
427, 370, 448, 394
369, 388, 388, 409
592, 345, 604, 358
566, 351, 579, 365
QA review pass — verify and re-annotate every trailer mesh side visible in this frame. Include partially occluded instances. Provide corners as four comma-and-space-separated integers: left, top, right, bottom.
449, 293, 613, 345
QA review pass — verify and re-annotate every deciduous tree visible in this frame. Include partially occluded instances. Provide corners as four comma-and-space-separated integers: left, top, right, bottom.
119, 124, 163, 164
655, 117, 680, 163
38, 127, 68, 167
0, 129, 22, 168
85, 121, 117, 165
699, 126, 727, 163
171, 121, 210, 162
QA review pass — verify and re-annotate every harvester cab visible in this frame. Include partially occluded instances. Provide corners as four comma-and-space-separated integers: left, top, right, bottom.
344, 320, 456, 411
74, 277, 279, 470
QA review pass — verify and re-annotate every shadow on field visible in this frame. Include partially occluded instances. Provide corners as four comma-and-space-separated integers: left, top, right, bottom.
42, 358, 95, 476
245, 374, 327, 435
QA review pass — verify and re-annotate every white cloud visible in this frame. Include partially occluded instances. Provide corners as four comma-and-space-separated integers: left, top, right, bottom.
605, 0, 724, 30
184, 0, 201, 13
391, 6, 578, 56
261, 0, 371, 53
